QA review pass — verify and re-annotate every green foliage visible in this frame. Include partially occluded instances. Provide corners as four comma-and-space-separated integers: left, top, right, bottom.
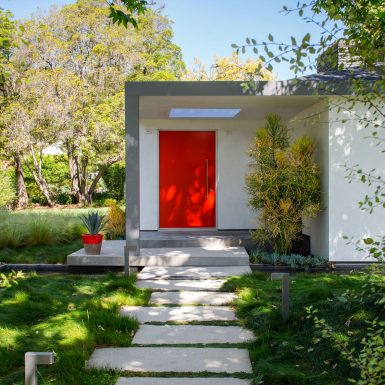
246, 113, 321, 254
0, 273, 150, 384
23, 155, 70, 205
0, 209, 88, 249
0, 241, 82, 264
0, 270, 24, 289
1, 0, 184, 205
102, 163, 125, 200
81, 211, 108, 235
0, 8, 15, 89
250, 249, 328, 269
0, 169, 15, 208
224, 272, 385, 385
306, 266, 385, 385
108, 0, 148, 28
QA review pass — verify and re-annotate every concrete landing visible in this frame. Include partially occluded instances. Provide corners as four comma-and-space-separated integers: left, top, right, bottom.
138, 266, 251, 280
120, 306, 237, 323
117, 378, 251, 385
150, 291, 235, 305
67, 240, 125, 266
67, 242, 249, 267
137, 279, 226, 291
87, 347, 252, 373
132, 247, 249, 266
132, 325, 255, 345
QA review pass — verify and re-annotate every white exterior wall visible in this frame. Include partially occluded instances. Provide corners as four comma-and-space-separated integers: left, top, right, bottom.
139, 119, 261, 230
288, 101, 329, 257
328, 98, 385, 261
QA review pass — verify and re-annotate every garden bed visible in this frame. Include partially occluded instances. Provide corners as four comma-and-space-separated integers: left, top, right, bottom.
224, 271, 385, 385
250, 262, 373, 273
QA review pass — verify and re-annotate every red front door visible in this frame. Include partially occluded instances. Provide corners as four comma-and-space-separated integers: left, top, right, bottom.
159, 131, 216, 228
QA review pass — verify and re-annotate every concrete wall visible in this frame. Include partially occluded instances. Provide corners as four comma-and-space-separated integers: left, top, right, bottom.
139, 119, 261, 230
328, 98, 385, 261
288, 101, 330, 257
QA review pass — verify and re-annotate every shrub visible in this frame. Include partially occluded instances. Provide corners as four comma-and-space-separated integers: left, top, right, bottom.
246, 113, 321, 254
105, 200, 125, 240
0, 169, 15, 208
102, 163, 125, 201
250, 249, 328, 268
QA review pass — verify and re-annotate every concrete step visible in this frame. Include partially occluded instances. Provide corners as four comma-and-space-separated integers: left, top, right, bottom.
87, 347, 252, 373
132, 325, 255, 345
131, 247, 250, 267
140, 230, 253, 250
120, 306, 237, 323
138, 266, 251, 280
117, 378, 251, 385
150, 291, 236, 306
137, 279, 226, 291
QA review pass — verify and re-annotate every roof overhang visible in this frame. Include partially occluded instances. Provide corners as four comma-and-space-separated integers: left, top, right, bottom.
125, 79, 363, 98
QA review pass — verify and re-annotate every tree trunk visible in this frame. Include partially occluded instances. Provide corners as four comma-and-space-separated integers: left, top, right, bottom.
85, 156, 122, 203
14, 153, 29, 209
66, 141, 81, 203
23, 146, 54, 207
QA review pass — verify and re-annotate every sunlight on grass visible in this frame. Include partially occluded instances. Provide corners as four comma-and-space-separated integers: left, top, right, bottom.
0, 273, 149, 384
0, 327, 25, 350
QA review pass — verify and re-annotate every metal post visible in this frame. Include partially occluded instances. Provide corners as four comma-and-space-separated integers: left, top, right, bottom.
25, 352, 54, 385
271, 273, 290, 322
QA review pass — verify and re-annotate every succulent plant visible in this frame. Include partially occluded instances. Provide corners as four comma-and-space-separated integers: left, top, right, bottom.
80, 211, 108, 235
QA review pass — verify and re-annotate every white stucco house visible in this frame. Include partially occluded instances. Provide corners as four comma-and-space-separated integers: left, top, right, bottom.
124, 70, 384, 263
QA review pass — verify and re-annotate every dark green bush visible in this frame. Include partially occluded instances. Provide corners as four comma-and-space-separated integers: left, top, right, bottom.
102, 163, 125, 201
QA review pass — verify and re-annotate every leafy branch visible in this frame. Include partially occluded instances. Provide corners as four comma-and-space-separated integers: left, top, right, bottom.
107, 0, 149, 28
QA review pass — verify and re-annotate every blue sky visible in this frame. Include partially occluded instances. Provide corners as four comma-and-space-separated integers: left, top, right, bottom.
1, 0, 323, 79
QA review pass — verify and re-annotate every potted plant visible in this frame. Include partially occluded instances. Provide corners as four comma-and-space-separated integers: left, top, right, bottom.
80, 211, 108, 255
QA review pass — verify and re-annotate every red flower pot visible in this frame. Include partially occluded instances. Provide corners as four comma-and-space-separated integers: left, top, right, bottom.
82, 234, 103, 255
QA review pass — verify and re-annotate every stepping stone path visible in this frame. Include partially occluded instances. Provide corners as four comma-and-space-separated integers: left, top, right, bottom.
87, 266, 253, 384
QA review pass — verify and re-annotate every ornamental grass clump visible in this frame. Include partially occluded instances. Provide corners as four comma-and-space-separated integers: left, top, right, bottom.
246, 113, 321, 254
105, 199, 125, 240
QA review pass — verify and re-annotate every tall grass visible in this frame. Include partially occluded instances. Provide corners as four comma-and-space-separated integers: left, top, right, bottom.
0, 209, 101, 249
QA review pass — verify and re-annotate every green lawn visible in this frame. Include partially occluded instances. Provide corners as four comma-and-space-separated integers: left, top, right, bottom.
223, 271, 384, 385
0, 240, 83, 264
0, 273, 150, 385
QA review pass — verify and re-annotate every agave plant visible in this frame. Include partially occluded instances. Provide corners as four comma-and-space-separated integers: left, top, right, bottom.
80, 212, 108, 235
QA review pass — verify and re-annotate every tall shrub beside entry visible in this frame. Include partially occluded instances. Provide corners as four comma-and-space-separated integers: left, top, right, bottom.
0, 169, 15, 208
246, 113, 321, 254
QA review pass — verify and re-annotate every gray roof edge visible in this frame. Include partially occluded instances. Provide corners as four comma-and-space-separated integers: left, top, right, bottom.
123, 80, 373, 97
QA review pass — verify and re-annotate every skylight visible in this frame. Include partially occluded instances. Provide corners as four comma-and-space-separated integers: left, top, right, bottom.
169, 108, 241, 119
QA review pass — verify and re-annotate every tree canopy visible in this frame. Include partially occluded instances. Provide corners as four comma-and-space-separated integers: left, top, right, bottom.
0, 0, 185, 206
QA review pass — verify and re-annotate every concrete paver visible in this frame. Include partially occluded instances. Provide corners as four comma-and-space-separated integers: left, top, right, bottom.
87, 347, 252, 373
137, 279, 226, 291
150, 291, 236, 305
138, 266, 251, 280
120, 306, 237, 323
132, 325, 255, 345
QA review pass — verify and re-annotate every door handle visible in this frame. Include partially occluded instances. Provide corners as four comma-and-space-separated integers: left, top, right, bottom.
206, 159, 209, 199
